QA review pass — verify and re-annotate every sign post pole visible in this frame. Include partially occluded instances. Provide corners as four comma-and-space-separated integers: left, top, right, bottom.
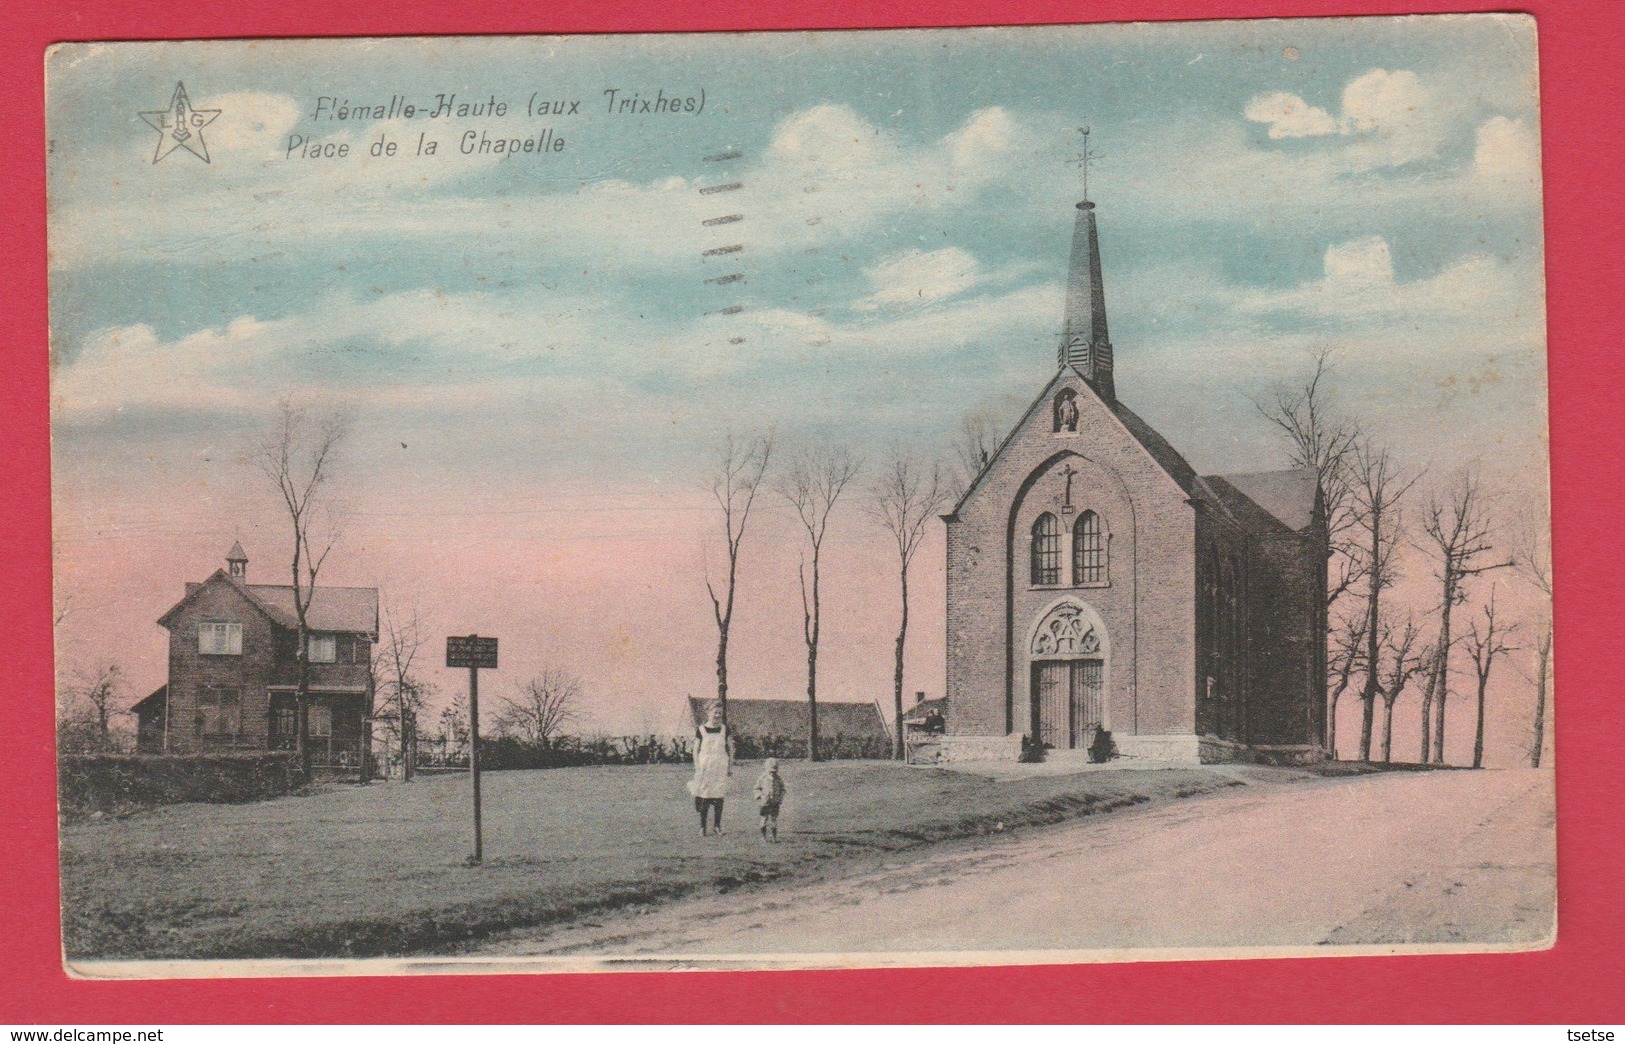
446, 634, 499, 866
469, 652, 481, 864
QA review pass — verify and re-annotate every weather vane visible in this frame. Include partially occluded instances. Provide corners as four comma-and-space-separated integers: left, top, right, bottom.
1066, 124, 1094, 203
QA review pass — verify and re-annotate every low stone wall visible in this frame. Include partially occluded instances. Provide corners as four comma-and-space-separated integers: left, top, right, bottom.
59, 752, 305, 816
1248, 743, 1327, 767
1115, 733, 1203, 764
935, 733, 1024, 762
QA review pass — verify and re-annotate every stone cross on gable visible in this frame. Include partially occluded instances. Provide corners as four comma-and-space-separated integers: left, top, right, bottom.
1062, 463, 1078, 508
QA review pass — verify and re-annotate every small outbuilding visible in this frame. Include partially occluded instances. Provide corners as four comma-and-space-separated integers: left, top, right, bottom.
682, 696, 891, 760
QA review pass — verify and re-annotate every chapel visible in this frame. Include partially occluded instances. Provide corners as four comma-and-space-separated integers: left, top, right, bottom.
941, 194, 1328, 765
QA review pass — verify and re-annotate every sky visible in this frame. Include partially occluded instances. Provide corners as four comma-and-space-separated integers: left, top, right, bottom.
47, 16, 1550, 762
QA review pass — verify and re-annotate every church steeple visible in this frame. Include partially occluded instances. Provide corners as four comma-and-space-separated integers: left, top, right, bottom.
1058, 128, 1114, 401
1058, 201, 1115, 400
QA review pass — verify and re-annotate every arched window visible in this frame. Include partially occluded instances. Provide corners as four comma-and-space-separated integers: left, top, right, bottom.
1031, 513, 1061, 586
1072, 510, 1106, 584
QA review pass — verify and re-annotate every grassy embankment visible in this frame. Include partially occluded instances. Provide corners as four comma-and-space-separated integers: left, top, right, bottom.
61, 760, 1245, 960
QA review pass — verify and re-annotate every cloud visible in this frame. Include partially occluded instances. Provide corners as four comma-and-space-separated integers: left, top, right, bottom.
1473, 115, 1542, 188
855, 247, 982, 310
1244, 92, 1338, 139
1236, 235, 1528, 326
1244, 68, 1444, 170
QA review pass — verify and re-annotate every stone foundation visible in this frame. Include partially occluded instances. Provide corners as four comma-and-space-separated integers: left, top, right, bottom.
1118, 733, 1204, 764
1248, 743, 1327, 766
936, 733, 1024, 762
935, 732, 1324, 766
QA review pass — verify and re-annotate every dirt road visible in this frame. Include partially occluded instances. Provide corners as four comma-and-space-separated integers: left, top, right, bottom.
480, 767, 1554, 963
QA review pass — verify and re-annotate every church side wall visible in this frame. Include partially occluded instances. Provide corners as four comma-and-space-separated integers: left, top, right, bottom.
946, 373, 1197, 744
1244, 528, 1326, 751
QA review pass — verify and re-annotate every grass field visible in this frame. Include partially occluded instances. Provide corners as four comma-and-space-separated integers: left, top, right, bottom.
60, 760, 1242, 960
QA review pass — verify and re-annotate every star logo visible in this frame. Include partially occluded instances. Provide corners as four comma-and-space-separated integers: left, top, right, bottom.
139, 82, 221, 164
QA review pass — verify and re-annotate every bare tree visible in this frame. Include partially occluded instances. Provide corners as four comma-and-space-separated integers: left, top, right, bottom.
1511, 525, 1553, 768
1375, 617, 1429, 764
438, 693, 470, 760
1253, 347, 1364, 609
1465, 588, 1518, 770
779, 444, 862, 761
869, 450, 948, 759
497, 667, 583, 747
949, 412, 1000, 500
373, 606, 428, 781
1417, 470, 1509, 765
59, 661, 125, 753
1325, 613, 1368, 761
1348, 441, 1421, 761
703, 431, 774, 725
257, 397, 350, 778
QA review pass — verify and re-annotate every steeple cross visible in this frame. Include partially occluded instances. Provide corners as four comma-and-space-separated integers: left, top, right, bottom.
1062, 463, 1078, 508
1065, 125, 1093, 203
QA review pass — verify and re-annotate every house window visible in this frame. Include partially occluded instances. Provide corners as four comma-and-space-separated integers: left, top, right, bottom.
309, 703, 333, 738
1073, 510, 1106, 584
308, 634, 337, 663
1031, 513, 1061, 586
197, 621, 243, 656
335, 634, 370, 666
195, 685, 241, 737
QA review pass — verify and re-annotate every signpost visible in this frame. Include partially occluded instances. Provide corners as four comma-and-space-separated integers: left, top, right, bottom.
446, 634, 499, 864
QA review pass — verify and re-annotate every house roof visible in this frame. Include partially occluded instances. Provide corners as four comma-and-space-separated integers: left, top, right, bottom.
1202, 469, 1320, 533
901, 697, 947, 723
131, 684, 167, 714
686, 697, 889, 741
158, 570, 379, 636
245, 584, 379, 634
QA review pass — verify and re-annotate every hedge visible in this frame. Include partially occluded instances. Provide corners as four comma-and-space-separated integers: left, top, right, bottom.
59, 752, 305, 815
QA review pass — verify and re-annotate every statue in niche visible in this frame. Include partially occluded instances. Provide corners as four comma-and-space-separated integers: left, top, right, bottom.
1055, 389, 1080, 433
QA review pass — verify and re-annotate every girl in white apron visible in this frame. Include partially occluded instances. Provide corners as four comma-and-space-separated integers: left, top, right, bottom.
687, 702, 733, 835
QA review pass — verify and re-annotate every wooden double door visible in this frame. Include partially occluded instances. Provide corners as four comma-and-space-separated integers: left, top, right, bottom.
1032, 659, 1104, 750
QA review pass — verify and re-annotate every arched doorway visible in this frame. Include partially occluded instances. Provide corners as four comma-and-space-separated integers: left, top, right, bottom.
1028, 600, 1108, 750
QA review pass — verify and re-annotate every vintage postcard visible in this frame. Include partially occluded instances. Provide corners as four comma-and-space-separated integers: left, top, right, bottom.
46, 15, 1553, 978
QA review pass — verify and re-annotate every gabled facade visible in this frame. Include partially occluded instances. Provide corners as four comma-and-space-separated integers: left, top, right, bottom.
941, 198, 1327, 765
135, 544, 380, 773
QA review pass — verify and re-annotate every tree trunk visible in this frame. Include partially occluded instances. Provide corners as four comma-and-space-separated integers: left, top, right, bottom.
400, 694, 415, 782
1380, 698, 1395, 763
1419, 684, 1434, 764
1531, 631, 1550, 768
1430, 583, 1456, 765
1327, 690, 1339, 761
1433, 686, 1448, 765
1473, 670, 1489, 769
806, 644, 820, 761
805, 549, 822, 762
295, 625, 312, 779
714, 626, 729, 725
1358, 692, 1376, 761
892, 571, 909, 760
